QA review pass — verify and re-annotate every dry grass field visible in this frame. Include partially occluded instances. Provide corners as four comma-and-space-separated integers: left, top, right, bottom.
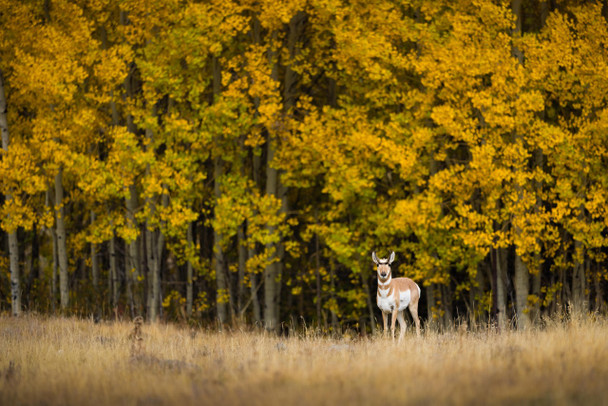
1, 314, 608, 406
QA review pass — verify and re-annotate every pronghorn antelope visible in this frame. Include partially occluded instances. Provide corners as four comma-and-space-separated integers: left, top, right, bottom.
373, 251, 421, 340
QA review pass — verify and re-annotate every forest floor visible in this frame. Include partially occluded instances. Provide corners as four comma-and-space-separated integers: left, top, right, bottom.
1, 314, 608, 405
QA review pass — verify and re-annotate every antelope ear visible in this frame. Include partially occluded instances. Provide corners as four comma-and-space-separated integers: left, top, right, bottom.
372, 251, 379, 264
388, 251, 395, 264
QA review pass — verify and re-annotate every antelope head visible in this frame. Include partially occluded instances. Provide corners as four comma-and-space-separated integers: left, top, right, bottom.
372, 251, 395, 280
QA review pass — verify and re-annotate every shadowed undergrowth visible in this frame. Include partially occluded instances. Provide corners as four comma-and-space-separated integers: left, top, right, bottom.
1, 314, 607, 405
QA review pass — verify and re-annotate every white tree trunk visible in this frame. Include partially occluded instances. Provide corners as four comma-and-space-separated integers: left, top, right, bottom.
144, 193, 167, 322
247, 220, 262, 324
237, 223, 247, 315
126, 185, 142, 315
90, 211, 100, 316
263, 142, 279, 332
109, 234, 118, 312
186, 222, 194, 318
0, 70, 20, 316
572, 239, 586, 314
145, 227, 158, 321
510, 0, 530, 331
8, 229, 20, 316
55, 168, 69, 311
514, 252, 530, 329
496, 247, 508, 330
213, 158, 229, 325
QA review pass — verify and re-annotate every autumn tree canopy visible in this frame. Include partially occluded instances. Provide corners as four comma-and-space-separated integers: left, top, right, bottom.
1, 0, 607, 331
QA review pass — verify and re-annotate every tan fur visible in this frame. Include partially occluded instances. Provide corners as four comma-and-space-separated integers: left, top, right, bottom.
376, 263, 421, 341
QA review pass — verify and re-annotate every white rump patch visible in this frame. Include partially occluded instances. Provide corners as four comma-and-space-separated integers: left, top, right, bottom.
398, 289, 411, 311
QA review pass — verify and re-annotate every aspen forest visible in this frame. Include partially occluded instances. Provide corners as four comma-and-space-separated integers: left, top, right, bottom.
2, 0, 608, 333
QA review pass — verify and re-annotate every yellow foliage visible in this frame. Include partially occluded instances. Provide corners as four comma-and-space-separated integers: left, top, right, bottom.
4, 0, 608, 324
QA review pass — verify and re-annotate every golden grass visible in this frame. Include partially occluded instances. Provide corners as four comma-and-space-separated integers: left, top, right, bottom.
1, 315, 608, 405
